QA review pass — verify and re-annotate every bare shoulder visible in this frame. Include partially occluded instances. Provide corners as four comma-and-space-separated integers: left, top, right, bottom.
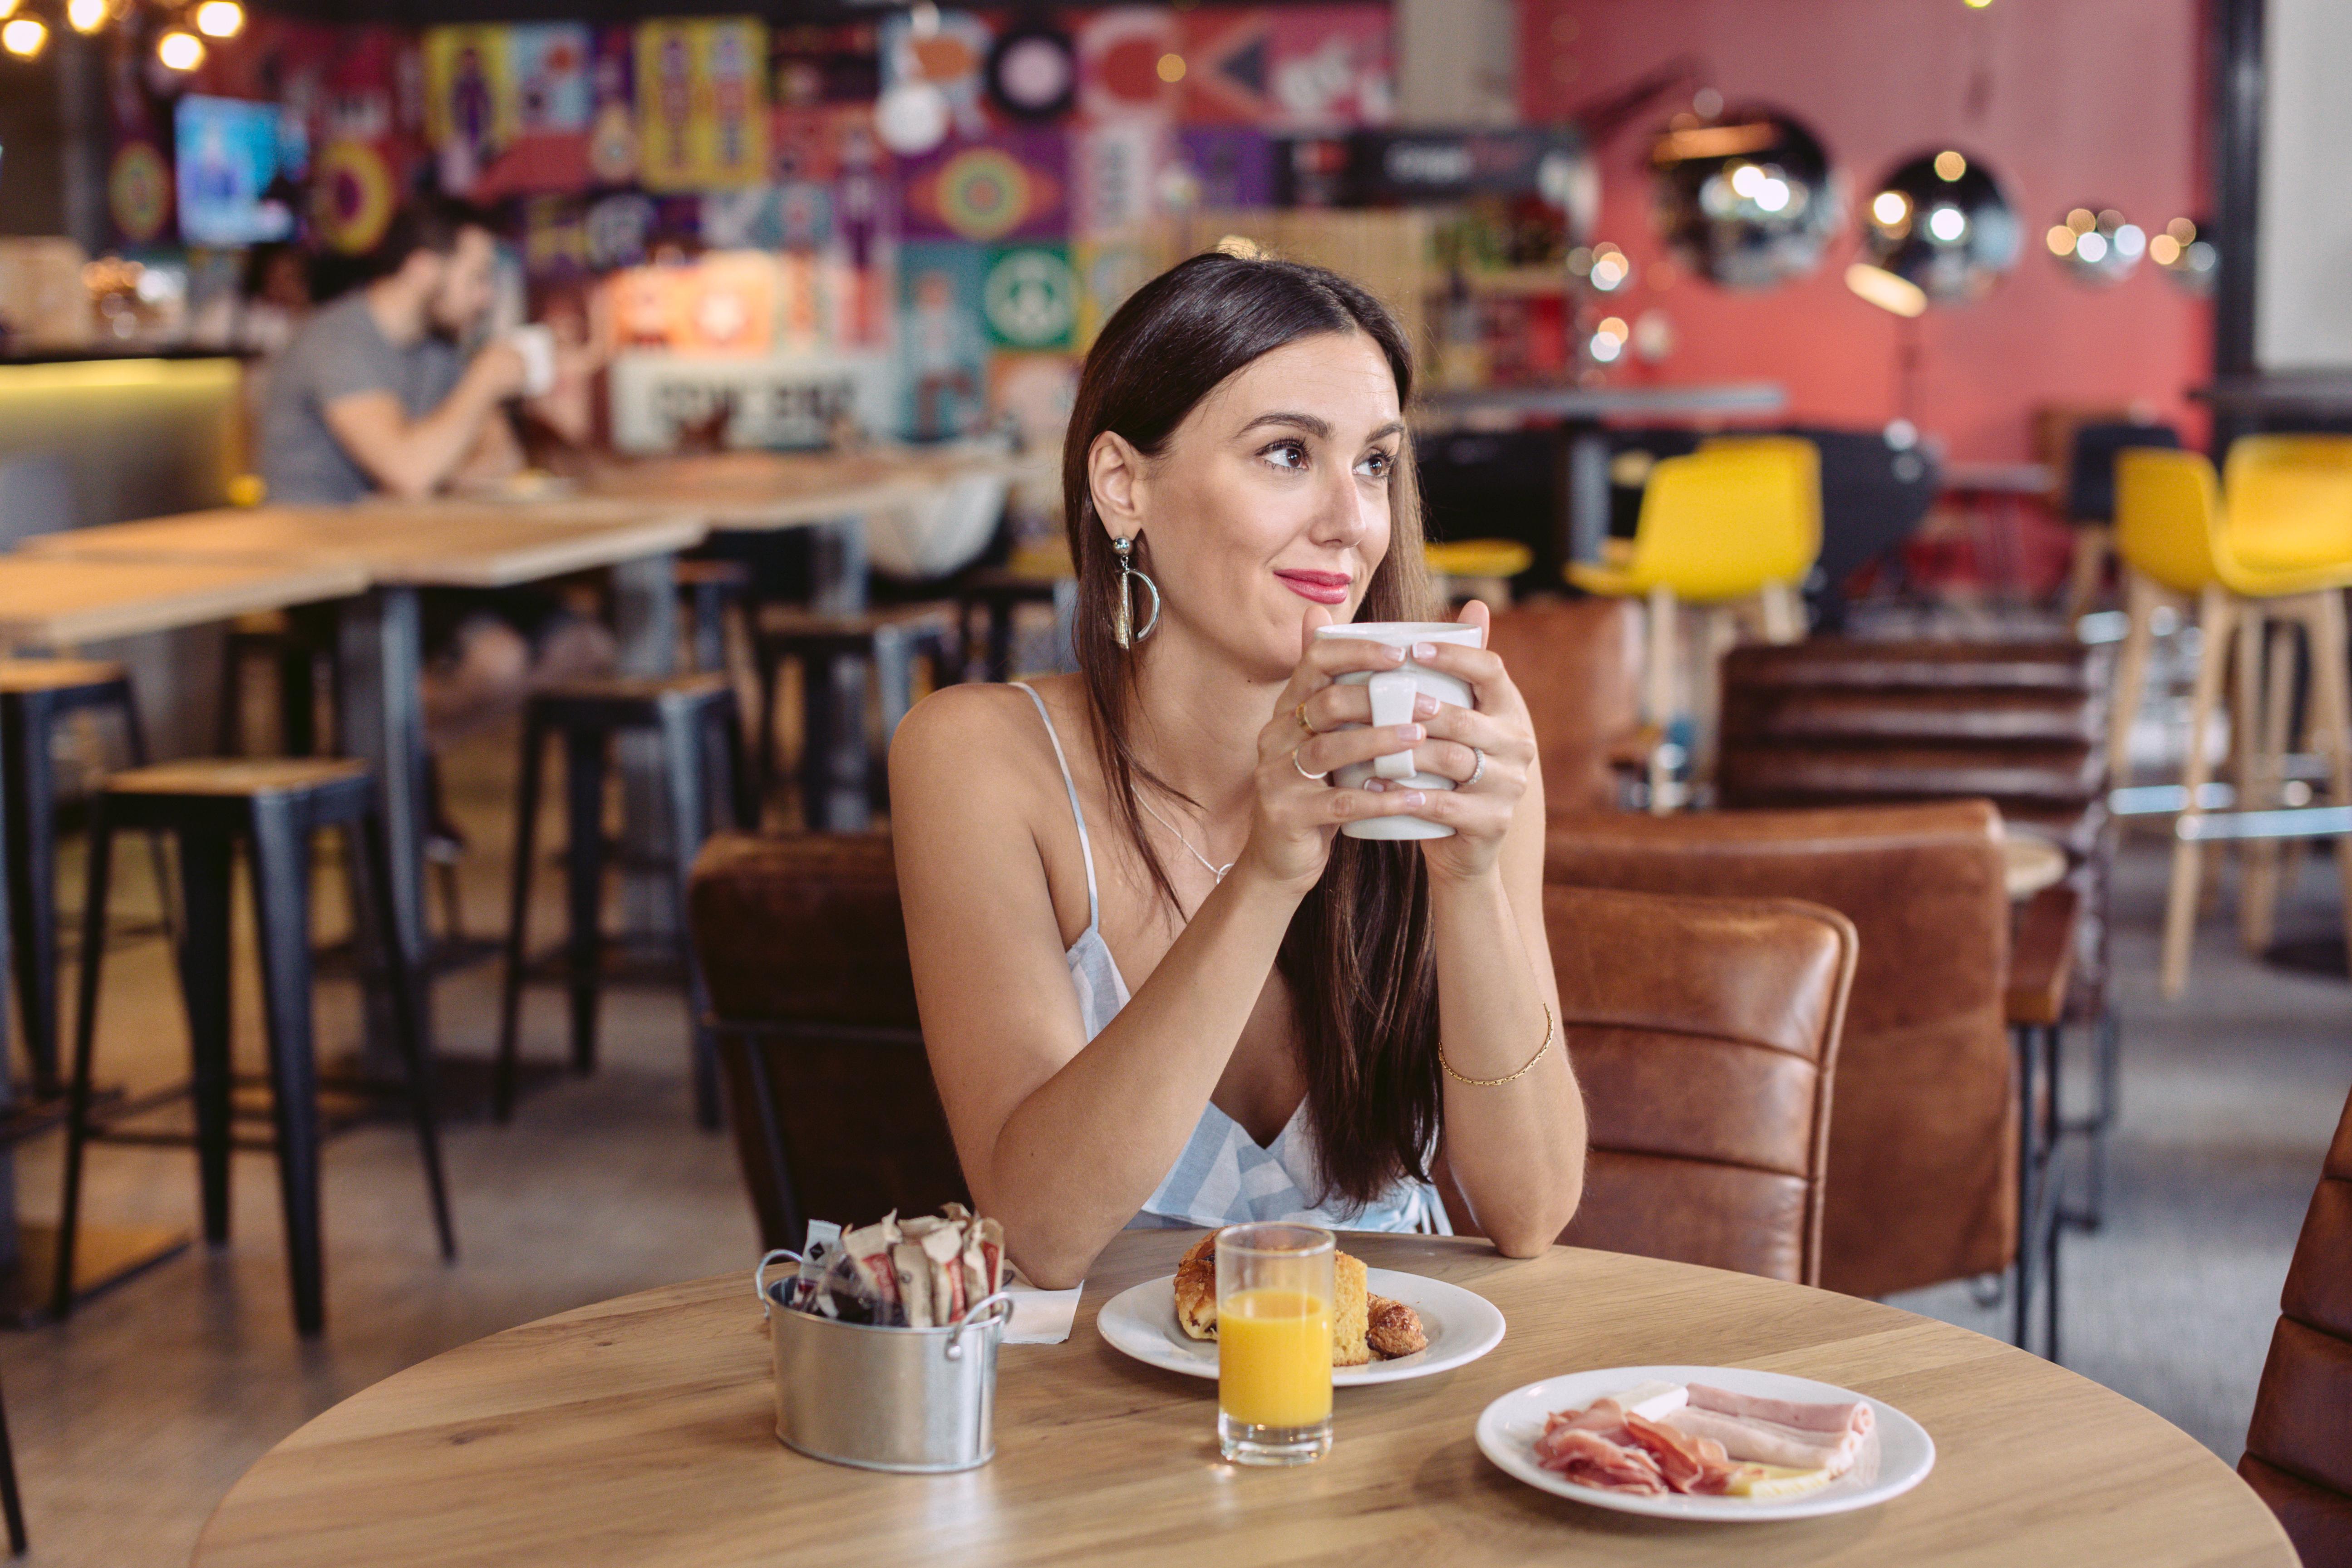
890, 681, 1059, 791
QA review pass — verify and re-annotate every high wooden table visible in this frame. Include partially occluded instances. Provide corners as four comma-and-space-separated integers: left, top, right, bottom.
193, 1229, 2291, 1568
0, 554, 374, 1322
24, 501, 709, 1060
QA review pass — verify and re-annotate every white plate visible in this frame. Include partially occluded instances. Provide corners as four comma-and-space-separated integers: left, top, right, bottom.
1475, 1365, 1935, 1522
1096, 1268, 1505, 1386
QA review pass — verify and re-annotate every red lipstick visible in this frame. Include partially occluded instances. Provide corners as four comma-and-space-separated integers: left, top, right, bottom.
1274, 569, 1351, 606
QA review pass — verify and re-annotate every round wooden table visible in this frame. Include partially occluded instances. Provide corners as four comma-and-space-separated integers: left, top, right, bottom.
193, 1230, 2291, 1568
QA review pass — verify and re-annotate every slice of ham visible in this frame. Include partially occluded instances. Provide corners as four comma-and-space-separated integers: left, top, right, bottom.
1686, 1383, 1873, 1438
1660, 1406, 1861, 1474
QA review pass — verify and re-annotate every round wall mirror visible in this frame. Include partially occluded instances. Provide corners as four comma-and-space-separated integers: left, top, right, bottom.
1649, 108, 1839, 290
1857, 148, 2022, 305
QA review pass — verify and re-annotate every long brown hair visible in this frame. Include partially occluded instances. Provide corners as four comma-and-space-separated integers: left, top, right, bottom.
1062, 251, 1441, 1212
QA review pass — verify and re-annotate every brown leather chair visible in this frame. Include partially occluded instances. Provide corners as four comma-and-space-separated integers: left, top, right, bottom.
1540, 885, 1854, 1286
1486, 598, 1647, 816
687, 831, 968, 1249
1718, 638, 2113, 1020
1545, 800, 2013, 1301
2240, 1082, 2352, 1568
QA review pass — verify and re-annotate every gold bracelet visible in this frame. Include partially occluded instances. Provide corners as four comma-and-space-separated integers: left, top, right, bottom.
1439, 1005, 1555, 1087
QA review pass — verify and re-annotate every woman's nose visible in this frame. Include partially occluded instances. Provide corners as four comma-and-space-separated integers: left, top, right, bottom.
1309, 467, 1373, 547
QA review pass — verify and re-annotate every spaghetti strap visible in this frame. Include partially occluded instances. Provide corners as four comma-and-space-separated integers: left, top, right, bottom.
1015, 682, 1101, 933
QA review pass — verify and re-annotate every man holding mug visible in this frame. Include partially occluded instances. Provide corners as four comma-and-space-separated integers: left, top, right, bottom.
256, 195, 611, 795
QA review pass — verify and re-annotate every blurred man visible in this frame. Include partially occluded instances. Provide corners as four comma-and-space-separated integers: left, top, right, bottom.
259, 196, 611, 755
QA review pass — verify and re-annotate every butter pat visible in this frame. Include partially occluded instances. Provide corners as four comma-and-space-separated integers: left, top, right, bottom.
1613, 1381, 1689, 1421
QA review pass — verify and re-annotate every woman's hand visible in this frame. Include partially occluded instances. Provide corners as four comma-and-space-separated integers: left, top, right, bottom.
1369, 600, 1538, 883
1233, 607, 1441, 894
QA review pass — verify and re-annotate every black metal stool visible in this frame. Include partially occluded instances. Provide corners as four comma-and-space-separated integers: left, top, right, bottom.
0, 657, 173, 1096
217, 610, 331, 757
752, 607, 959, 831
953, 568, 1075, 683
496, 674, 753, 1129
54, 758, 453, 1337
675, 558, 752, 675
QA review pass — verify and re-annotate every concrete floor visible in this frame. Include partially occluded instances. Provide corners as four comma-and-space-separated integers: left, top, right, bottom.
0, 720, 2342, 1564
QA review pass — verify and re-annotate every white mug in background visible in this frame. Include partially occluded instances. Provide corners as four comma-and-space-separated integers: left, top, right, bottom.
1312, 621, 1484, 841
507, 324, 558, 398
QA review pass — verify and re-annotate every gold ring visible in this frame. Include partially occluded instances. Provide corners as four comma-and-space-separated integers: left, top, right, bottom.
1294, 702, 1315, 737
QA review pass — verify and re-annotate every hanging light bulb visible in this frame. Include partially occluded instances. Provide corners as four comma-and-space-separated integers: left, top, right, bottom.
156, 27, 203, 69
0, 14, 45, 55
64, 0, 106, 34
193, 0, 241, 36
0, 0, 18, 20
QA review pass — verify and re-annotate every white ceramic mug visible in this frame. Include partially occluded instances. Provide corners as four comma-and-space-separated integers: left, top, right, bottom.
507, 324, 558, 398
1313, 621, 1484, 841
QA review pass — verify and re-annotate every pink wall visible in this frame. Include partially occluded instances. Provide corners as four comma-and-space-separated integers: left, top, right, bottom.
1520, 0, 2211, 460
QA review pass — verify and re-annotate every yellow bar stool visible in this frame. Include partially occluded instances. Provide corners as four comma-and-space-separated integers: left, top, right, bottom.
2111, 447, 2352, 996
1566, 435, 1820, 811
1426, 538, 1533, 611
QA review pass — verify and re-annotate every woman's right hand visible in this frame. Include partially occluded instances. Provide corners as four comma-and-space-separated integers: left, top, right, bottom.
1235, 608, 1432, 894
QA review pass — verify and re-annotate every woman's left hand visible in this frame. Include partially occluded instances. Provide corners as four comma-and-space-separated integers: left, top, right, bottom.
1369, 599, 1538, 883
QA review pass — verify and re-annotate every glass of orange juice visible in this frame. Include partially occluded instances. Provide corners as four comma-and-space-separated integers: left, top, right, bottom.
1215, 1223, 1334, 1465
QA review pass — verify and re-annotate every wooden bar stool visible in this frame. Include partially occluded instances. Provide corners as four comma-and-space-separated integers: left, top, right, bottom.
495, 674, 753, 1129
752, 606, 959, 831
2110, 447, 2352, 997
54, 758, 453, 1337
0, 656, 172, 1095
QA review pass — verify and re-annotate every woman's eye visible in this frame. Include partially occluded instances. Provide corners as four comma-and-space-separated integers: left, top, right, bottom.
1262, 440, 1308, 472
1357, 449, 1394, 479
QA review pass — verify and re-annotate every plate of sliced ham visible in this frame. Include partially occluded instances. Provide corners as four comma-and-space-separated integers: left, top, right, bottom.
1474, 1365, 1935, 1521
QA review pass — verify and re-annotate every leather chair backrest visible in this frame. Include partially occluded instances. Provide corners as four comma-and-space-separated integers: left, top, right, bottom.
1719, 638, 2111, 813
1545, 885, 1855, 1286
1545, 800, 2012, 1300
688, 831, 967, 1249
2240, 1084, 2352, 1568
1486, 599, 1642, 817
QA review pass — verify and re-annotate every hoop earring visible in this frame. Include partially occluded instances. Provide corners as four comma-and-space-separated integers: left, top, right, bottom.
1112, 535, 1161, 649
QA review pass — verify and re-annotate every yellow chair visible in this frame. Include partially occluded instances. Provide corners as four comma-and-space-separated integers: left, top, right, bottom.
1567, 436, 1820, 811
2222, 435, 2352, 569
1426, 538, 1534, 610
2111, 447, 2352, 996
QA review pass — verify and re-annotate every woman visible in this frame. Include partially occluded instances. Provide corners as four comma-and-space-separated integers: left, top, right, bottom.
892, 251, 1584, 1288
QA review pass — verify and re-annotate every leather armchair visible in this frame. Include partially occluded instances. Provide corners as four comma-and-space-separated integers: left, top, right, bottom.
2240, 1084, 2352, 1568
1486, 598, 1647, 816
1545, 801, 2013, 1300
687, 831, 968, 1249
1543, 885, 1854, 1286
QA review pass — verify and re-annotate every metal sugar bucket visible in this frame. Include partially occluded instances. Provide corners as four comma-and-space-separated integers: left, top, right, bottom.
755, 1250, 1017, 1474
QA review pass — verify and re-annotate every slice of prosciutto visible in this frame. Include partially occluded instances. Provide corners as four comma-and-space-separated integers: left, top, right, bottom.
1533, 1420, 1668, 1495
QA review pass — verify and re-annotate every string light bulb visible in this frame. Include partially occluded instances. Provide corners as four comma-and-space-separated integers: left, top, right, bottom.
64, 0, 105, 34
155, 26, 202, 69
0, 0, 18, 20
193, 0, 242, 37
0, 14, 44, 55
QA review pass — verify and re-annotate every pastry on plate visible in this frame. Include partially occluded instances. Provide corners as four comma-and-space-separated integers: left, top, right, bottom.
1173, 1230, 1417, 1363
1365, 1294, 1427, 1358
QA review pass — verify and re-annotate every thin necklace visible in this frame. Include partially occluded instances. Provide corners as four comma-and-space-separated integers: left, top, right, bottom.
1135, 793, 1235, 884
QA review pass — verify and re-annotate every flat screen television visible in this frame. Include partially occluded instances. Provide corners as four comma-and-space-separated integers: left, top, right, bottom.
174, 95, 299, 248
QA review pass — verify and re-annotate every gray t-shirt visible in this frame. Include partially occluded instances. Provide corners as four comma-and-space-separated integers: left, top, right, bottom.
258, 292, 466, 506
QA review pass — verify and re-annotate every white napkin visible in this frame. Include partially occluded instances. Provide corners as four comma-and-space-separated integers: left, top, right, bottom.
1001, 1277, 1084, 1344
